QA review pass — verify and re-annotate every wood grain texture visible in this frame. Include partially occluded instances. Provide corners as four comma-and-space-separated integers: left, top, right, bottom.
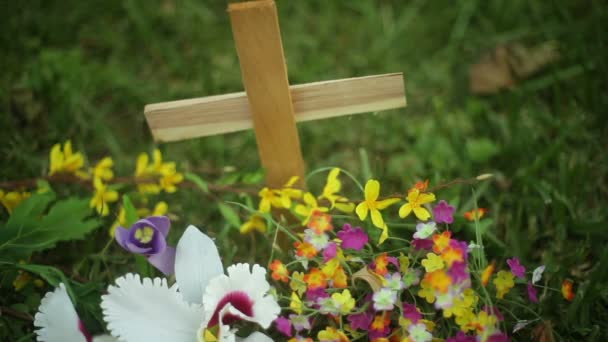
145, 73, 406, 142
228, 0, 304, 188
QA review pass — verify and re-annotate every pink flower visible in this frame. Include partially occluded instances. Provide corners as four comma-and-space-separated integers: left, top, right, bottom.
337, 224, 368, 250
402, 303, 422, 323
322, 242, 337, 262
507, 257, 526, 279
348, 311, 374, 330
275, 316, 292, 337
527, 282, 538, 303
433, 200, 455, 224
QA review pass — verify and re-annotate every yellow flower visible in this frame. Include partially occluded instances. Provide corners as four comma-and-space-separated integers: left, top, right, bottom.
159, 166, 184, 193
421, 253, 445, 273
49, 140, 87, 178
135, 152, 161, 194
290, 292, 303, 315
319, 168, 355, 213
318, 327, 349, 342
280, 176, 303, 204
493, 270, 515, 299
331, 289, 355, 314
290, 271, 307, 296
92, 157, 114, 181
398, 189, 436, 221
418, 279, 436, 303
0, 190, 31, 214
294, 192, 329, 225
240, 214, 267, 234
90, 178, 119, 216
399, 254, 411, 274
109, 206, 127, 237
355, 180, 399, 244
258, 187, 284, 213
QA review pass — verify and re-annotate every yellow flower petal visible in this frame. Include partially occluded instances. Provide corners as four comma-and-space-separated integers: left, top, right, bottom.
413, 207, 431, 221
355, 202, 369, 220
364, 179, 380, 202
376, 197, 400, 210
370, 209, 384, 228
418, 192, 436, 205
398, 203, 412, 218
379, 225, 389, 244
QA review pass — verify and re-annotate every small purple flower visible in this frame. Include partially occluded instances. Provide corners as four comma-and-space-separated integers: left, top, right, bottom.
274, 316, 292, 337
433, 200, 455, 224
507, 257, 526, 279
487, 333, 509, 342
115, 216, 176, 275
348, 311, 373, 330
337, 224, 368, 250
411, 238, 434, 250
323, 242, 337, 262
448, 261, 469, 284
402, 303, 422, 323
305, 287, 328, 305
527, 282, 538, 303
446, 332, 476, 342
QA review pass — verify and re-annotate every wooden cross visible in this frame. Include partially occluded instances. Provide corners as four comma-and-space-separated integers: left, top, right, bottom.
144, 0, 406, 189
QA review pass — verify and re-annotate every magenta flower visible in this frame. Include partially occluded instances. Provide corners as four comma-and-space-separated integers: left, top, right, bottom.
348, 311, 373, 330
337, 224, 368, 250
412, 238, 434, 250
306, 287, 329, 305
507, 257, 526, 279
402, 303, 422, 323
527, 282, 538, 303
114, 216, 176, 275
323, 242, 337, 262
448, 261, 469, 283
274, 316, 292, 337
446, 332, 476, 342
433, 200, 455, 224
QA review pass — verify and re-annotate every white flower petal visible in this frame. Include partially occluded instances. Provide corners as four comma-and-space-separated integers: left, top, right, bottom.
532, 265, 546, 284
91, 336, 118, 342
238, 332, 275, 342
176, 225, 224, 304
101, 273, 203, 342
203, 264, 279, 330
34, 283, 86, 342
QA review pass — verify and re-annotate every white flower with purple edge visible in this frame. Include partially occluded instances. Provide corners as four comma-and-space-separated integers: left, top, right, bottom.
413, 221, 437, 240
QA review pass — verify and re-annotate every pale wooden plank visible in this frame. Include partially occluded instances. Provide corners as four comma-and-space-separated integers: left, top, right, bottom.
145, 73, 406, 142
228, 0, 305, 188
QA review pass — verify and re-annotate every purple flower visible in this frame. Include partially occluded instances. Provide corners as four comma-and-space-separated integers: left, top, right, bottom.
274, 316, 292, 337
289, 314, 311, 331
402, 303, 422, 323
446, 332, 476, 342
487, 333, 509, 342
305, 287, 329, 305
507, 257, 526, 279
527, 282, 538, 303
115, 216, 176, 275
337, 224, 368, 250
348, 311, 373, 330
433, 200, 455, 224
449, 261, 469, 284
323, 242, 337, 262
411, 238, 434, 250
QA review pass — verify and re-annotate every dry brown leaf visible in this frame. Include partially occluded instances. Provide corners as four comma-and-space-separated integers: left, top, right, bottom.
469, 41, 560, 94
532, 320, 555, 342
352, 267, 384, 292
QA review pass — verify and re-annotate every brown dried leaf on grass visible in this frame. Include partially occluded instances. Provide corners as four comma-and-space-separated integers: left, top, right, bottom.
469, 41, 560, 94
532, 320, 555, 342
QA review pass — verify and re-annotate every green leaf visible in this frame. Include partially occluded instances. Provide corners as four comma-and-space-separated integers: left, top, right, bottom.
185, 172, 209, 194
122, 195, 138, 227
218, 202, 241, 229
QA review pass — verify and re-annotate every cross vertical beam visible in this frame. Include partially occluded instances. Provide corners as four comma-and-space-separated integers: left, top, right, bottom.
228, 0, 305, 188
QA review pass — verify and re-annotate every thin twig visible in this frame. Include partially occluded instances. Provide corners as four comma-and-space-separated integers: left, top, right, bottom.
0, 306, 33, 321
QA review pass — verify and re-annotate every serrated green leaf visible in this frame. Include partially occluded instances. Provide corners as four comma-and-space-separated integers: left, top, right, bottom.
185, 172, 209, 194
122, 195, 138, 227
218, 202, 241, 229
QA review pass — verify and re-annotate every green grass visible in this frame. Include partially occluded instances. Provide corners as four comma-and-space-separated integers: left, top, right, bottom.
1, 0, 607, 340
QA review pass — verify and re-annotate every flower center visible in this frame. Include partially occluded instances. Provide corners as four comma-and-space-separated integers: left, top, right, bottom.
208, 291, 254, 327
134, 226, 155, 244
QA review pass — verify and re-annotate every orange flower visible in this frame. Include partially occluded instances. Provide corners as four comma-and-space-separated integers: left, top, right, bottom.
304, 268, 327, 290
562, 279, 575, 301
370, 312, 391, 335
425, 270, 452, 293
409, 179, 429, 193
481, 261, 496, 287
308, 210, 333, 234
374, 253, 390, 276
269, 259, 290, 283
332, 266, 348, 289
441, 246, 464, 267
295, 241, 318, 259
464, 208, 488, 221
432, 231, 452, 254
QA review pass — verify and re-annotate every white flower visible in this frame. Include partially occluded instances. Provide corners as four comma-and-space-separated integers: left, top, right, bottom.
34, 283, 115, 342
101, 225, 279, 342
532, 265, 545, 284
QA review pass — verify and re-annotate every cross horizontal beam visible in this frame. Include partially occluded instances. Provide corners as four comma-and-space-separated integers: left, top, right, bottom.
144, 72, 406, 142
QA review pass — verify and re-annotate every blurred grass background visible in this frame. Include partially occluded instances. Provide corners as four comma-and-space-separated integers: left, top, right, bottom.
1, 0, 607, 340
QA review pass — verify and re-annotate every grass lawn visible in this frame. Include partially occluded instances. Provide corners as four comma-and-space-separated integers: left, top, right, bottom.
1, 0, 607, 340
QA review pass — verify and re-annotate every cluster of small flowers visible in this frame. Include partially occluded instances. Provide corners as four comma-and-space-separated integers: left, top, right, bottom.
250, 169, 576, 341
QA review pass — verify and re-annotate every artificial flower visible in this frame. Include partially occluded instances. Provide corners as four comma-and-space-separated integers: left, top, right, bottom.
493, 271, 515, 299
433, 200, 455, 224
414, 221, 437, 240
102, 225, 279, 342
35, 283, 115, 342
432, 231, 452, 254
290, 271, 307, 296
319, 168, 355, 213
355, 180, 399, 233
318, 326, 349, 342
290, 292, 303, 315
372, 288, 397, 311
270, 259, 290, 283
337, 224, 368, 250
295, 192, 329, 225
90, 177, 119, 216
421, 253, 445, 273
304, 268, 327, 290
114, 216, 176, 275
308, 211, 333, 234
398, 188, 436, 221
408, 322, 433, 342
275, 316, 293, 337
